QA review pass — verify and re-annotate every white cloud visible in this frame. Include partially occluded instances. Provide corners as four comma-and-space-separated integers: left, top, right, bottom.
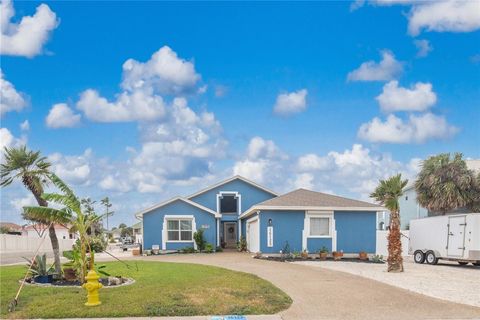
0, 70, 27, 115
358, 113, 458, 144
121, 46, 201, 95
10, 194, 36, 212
414, 39, 433, 58
20, 120, 29, 131
0, 127, 27, 163
46, 103, 81, 128
273, 89, 308, 116
0, 0, 58, 57
77, 88, 167, 122
347, 51, 403, 82
49, 149, 93, 185
376, 80, 437, 113
408, 1, 480, 36
297, 154, 331, 171
99, 175, 131, 193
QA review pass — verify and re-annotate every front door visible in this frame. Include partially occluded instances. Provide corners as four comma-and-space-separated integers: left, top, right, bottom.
224, 222, 237, 248
447, 215, 466, 257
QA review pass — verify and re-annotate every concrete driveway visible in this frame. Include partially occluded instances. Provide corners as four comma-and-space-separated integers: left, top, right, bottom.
136, 252, 480, 320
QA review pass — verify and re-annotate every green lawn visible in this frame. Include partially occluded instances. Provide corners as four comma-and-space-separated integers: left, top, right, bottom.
0, 260, 292, 318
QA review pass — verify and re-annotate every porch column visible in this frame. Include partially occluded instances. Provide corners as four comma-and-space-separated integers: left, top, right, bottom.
216, 218, 220, 247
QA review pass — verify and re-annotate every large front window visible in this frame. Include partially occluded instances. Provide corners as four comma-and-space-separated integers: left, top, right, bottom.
220, 195, 238, 214
167, 219, 192, 241
309, 217, 330, 237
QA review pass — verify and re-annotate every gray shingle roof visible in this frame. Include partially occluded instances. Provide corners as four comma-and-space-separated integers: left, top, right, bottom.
256, 188, 380, 208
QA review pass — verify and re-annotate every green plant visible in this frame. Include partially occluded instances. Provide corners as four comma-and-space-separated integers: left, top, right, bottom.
180, 246, 195, 253
319, 246, 328, 253
0, 146, 64, 276
215, 246, 223, 252
193, 229, 206, 251
371, 174, 408, 273
415, 153, 480, 214
292, 251, 301, 258
237, 236, 247, 252
24, 254, 54, 277
371, 254, 384, 263
74, 235, 107, 253
204, 243, 214, 253
280, 241, 292, 260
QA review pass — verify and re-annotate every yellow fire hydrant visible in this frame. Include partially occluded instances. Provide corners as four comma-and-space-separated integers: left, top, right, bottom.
82, 269, 102, 306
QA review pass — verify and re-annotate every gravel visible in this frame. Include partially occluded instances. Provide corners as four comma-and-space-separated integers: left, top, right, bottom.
295, 257, 480, 308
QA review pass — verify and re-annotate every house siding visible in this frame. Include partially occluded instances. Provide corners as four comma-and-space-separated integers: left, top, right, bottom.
188, 179, 276, 216
259, 210, 304, 253
334, 211, 376, 253
143, 199, 216, 250
398, 188, 428, 230
307, 238, 332, 253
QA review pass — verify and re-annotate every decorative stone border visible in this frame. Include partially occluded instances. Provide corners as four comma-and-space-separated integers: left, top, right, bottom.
19, 277, 135, 289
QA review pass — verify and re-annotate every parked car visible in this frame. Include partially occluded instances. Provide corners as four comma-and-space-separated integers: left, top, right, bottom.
409, 213, 480, 266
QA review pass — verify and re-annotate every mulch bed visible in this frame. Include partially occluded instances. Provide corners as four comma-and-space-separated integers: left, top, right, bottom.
22, 276, 135, 288
254, 256, 385, 264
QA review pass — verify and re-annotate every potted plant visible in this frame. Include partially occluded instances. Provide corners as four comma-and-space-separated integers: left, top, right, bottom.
301, 249, 309, 259
25, 254, 55, 283
319, 246, 328, 260
332, 251, 343, 261
359, 251, 368, 260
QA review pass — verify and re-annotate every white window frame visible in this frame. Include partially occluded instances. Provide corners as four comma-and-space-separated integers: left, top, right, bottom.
305, 211, 333, 238
162, 215, 197, 250
166, 218, 193, 242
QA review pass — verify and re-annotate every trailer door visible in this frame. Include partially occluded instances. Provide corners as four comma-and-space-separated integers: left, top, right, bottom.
447, 215, 466, 257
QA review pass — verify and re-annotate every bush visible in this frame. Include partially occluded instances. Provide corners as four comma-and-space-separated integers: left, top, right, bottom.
237, 236, 247, 252
180, 246, 195, 253
193, 229, 206, 251
319, 246, 329, 253
215, 246, 223, 252
74, 235, 107, 253
204, 243, 214, 253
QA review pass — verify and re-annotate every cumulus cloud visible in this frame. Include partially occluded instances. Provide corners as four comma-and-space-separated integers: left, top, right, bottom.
46, 103, 81, 128
273, 89, 308, 116
20, 120, 29, 131
99, 175, 131, 193
10, 194, 36, 212
0, 0, 58, 57
376, 80, 437, 113
121, 46, 201, 95
48, 149, 93, 185
414, 39, 433, 58
0, 70, 27, 115
0, 127, 27, 162
347, 51, 403, 82
408, 1, 480, 36
358, 113, 458, 144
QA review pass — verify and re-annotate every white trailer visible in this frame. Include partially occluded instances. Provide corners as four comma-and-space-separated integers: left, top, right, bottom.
409, 213, 480, 266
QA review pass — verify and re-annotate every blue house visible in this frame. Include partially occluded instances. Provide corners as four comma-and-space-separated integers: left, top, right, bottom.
136, 176, 384, 254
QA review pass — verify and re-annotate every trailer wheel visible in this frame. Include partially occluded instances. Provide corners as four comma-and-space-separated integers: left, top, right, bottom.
458, 261, 468, 266
425, 251, 438, 265
413, 250, 425, 264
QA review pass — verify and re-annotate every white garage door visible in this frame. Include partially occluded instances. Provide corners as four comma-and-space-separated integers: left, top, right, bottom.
247, 219, 259, 253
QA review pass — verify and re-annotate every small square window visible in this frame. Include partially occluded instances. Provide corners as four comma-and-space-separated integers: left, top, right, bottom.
310, 217, 330, 236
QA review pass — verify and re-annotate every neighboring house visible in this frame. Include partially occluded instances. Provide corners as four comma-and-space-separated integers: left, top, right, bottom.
399, 159, 480, 230
132, 221, 142, 244
0, 222, 24, 235
136, 176, 384, 254
24, 223, 78, 240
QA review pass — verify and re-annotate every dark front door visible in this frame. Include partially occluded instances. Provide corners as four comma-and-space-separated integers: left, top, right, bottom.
224, 222, 237, 248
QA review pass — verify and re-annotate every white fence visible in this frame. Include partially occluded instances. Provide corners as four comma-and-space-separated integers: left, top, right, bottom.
0, 234, 75, 253
376, 230, 410, 256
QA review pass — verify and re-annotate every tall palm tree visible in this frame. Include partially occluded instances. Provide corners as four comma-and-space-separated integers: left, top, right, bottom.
0, 146, 62, 275
371, 174, 408, 273
100, 197, 114, 231
415, 153, 480, 215
24, 174, 102, 283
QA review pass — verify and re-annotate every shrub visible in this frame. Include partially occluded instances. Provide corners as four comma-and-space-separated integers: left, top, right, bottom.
237, 236, 247, 252
193, 229, 206, 251
319, 246, 329, 253
215, 246, 223, 252
74, 235, 107, 253
180, 246, 195, 253
204, 243, 214, 253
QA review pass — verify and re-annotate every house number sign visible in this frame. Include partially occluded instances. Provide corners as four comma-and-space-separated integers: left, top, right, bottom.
267, 226, 273, 247
201, 224, 210, 229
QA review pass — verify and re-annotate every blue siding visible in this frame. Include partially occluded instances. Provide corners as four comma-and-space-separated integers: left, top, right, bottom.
307, 238, 332, 253
335, 211, 376, 253
188, 178, 276, 215
143, 199, 217, 250
259, 210, 304, 253
166, 242, 195, 250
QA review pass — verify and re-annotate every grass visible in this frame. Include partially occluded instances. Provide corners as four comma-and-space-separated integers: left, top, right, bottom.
0, 260, 292, 318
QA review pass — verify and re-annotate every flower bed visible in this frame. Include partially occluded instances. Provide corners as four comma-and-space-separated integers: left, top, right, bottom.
21, 276, 135, 288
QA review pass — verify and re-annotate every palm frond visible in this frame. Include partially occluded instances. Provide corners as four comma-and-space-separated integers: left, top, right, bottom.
23, 206, 72, 225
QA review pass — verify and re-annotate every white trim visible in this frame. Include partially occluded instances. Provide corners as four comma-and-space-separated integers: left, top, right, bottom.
302, 211, 336, 252
216, 218, 220, 247
136, 197, 221, 218
186, 175, 278, 199
162, 215, 197, 250
216, 191, 242, 215
246, 215, 260, 253
240, 205, 385, 220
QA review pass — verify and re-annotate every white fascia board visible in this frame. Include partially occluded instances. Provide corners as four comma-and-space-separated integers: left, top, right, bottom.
239, 205, 386, 219
135, 196, 221, 218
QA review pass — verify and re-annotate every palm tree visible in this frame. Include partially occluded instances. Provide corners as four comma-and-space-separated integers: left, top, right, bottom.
371, 174, 408, 273
24, 174, 102, 283
100, 197, 114, 231
0, 146, 63, 275
415, 153, 480, 215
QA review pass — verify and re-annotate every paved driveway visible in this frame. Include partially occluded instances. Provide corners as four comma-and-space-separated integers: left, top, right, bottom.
136, 252, 480, 320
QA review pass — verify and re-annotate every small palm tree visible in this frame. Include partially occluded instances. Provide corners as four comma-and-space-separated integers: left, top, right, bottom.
24, 174, 102, 283
415, 153, 480, 215
371, 174, 408, 273
0, 146, 63, 275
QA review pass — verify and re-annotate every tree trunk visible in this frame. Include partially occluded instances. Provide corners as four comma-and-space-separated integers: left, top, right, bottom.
23, 176, 63, 276
387, 210, 404, 272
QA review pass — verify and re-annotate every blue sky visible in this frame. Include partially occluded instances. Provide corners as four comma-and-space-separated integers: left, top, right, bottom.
1, 0, 479, 226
